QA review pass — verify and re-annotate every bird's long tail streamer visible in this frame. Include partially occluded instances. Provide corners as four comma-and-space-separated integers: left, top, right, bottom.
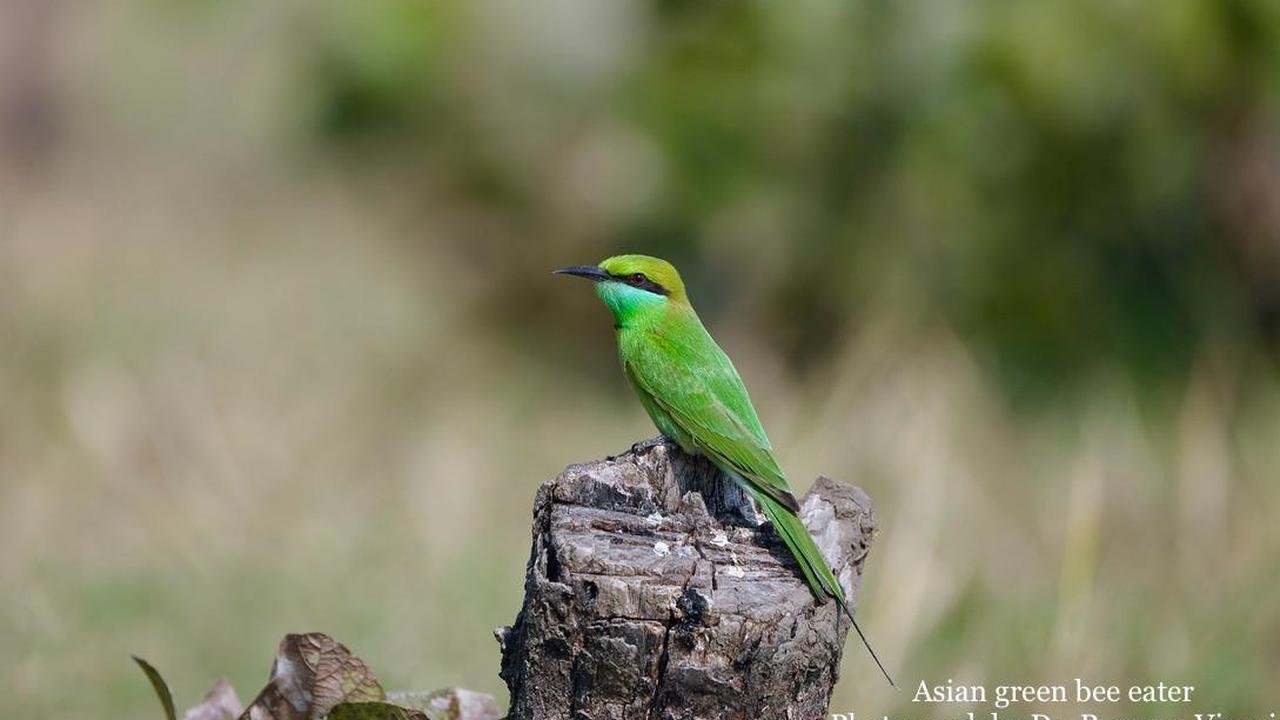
834, 596, 896, 689
754, 492, 897, 689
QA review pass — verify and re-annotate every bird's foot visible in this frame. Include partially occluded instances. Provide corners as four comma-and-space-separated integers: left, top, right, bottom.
736, 495, 768, 527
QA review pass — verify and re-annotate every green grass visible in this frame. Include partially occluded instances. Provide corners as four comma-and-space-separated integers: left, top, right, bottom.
4, 235, 1276, 716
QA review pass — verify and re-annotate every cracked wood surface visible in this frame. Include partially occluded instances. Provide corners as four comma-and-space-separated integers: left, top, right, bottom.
496, 438, 878, 720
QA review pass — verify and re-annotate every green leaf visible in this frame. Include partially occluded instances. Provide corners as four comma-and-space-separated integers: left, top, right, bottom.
327, 701, 427, 720
132, 655, 178, 720
384, 689, 502, 720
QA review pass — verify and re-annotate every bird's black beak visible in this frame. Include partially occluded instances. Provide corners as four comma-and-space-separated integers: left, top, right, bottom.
554, 265, 611, 282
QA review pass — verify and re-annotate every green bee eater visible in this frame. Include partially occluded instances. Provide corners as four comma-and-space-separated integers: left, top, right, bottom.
556, 254, 894, 687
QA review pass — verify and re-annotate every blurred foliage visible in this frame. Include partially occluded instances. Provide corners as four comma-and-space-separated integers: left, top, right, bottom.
296, 0, 1280, 402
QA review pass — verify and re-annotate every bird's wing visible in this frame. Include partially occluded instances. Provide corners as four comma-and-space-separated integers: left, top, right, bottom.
622, 323, 800, 512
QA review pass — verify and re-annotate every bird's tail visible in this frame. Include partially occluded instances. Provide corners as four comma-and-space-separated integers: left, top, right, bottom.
754, 492, 897, 689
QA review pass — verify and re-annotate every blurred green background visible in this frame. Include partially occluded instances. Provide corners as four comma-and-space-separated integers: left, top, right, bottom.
3, 0, 1280, 716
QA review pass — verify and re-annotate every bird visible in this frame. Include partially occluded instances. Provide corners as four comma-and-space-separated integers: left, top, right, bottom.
556, 253, 894, 688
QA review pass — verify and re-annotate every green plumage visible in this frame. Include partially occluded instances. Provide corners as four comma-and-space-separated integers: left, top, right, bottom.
557, 254, 893, 687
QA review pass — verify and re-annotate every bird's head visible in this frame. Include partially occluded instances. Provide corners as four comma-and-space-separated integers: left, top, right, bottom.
555, 254, 688, 322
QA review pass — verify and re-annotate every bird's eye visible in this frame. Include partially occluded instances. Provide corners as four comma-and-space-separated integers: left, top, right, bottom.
631, 273, 647, 284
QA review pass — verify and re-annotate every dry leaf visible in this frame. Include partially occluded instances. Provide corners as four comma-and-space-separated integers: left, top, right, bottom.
184, 678, 243, 720
387, 689, 502, 720
240, 633, 385, 720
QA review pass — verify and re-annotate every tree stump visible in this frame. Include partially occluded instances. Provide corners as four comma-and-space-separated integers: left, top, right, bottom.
496, 438, 879, 720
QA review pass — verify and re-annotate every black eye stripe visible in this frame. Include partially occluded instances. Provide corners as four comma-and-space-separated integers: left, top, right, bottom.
610, 271, 670, 296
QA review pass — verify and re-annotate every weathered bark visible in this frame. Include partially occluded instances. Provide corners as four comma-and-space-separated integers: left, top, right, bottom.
496, 438, 879, 720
